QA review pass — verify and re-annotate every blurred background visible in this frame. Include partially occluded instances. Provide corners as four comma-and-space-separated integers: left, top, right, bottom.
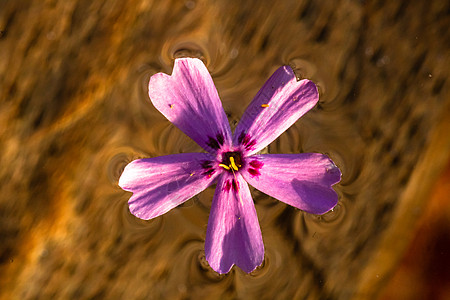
0, 0, 449, 299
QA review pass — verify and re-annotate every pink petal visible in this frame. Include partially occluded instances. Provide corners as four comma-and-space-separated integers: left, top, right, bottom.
242, 153, 341, 215
119, 153, 217, 220
205, 173, 264, 274
233, 66, 319, 155
149, 58, 232, 153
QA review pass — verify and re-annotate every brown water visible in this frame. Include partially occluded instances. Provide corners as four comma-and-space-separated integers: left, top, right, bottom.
0, 0, 449, 299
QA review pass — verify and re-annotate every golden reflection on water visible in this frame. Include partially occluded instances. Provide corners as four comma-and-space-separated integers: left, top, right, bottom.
0, 0, 449, 299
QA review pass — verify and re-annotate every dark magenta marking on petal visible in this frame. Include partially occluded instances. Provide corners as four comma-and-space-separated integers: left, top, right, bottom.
231, 179, 239, 192
238, 131, 247, 144
206, 136, 221, 150
238, 131, 257, 151
216, 132, 224, 146
202, 169, 215, 177
242, 134, 251, 146
245, 140, 256, 151
201, 160, 212, 169
223, 179, 232, 191
222, 179, 239, 192
248, 168, 260, 177
200, 160, 216, 178
248, 159, 263, 178
249, 160, 264, 169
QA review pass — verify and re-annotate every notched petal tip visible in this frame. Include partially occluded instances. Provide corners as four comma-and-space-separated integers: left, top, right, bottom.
233, 67, 321, 155
173, 56, 204, 69
311, 161, 341, 216
117, 159, 140, 190
128, 204, 153, 220
297, 79, 319, 105
205, 175, 264, 275
210, 262, 233, 275
210, 259, 263, 274
311, 193, 339, 215
328, 162, 342, 186
243, 153, 342, 215
147, 57, 232, 152
207, 253, 264, 275
119, 154, 217, 221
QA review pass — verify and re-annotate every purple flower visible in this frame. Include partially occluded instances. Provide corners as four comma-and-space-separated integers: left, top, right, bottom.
119, 58, 341, 274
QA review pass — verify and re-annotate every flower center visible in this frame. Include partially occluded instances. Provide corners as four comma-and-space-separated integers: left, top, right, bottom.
219, 151, 242, 172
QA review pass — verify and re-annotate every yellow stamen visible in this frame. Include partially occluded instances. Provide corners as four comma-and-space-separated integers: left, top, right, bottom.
261, 104, 269, 108
169, 104, 174, 109
219, 163, 230, 170
229, 157, 239, 171
190, 172, 194, 176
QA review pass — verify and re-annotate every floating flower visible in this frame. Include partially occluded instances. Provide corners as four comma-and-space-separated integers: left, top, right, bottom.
119, 58, 341, 274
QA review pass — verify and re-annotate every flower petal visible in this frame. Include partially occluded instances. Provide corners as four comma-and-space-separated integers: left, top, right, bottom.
119, 153, 217, 220
149, 58, 232, 153
242, 153, 341, 215
233, 66, 319, 155
205, 173, 264, 274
